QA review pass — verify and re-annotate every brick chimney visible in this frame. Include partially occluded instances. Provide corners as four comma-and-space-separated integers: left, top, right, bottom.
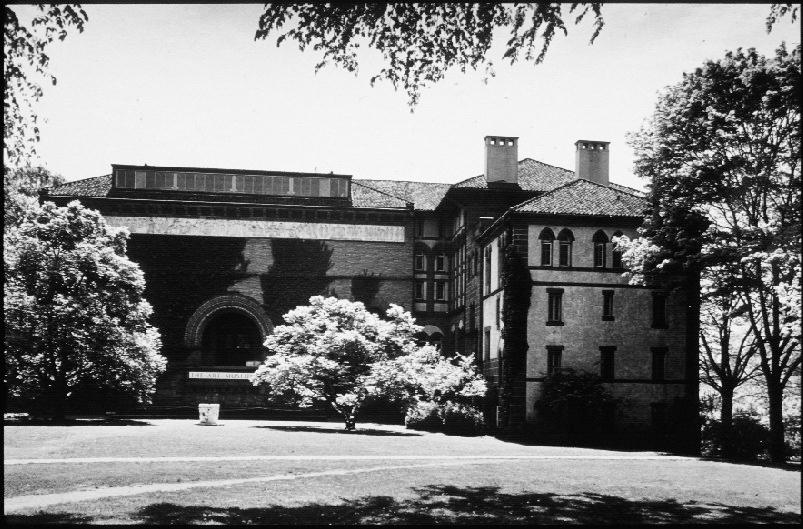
574, 140, 610, 185
484, 136, 518, 184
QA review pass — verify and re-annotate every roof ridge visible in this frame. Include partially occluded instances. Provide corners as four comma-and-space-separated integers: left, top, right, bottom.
609, 182, 645, 198
519, 157, 574, 174
355, 177, 450, 187
351, 179, 411, 205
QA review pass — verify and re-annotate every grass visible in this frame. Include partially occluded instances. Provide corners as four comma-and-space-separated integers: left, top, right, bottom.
4, 419, 801, 524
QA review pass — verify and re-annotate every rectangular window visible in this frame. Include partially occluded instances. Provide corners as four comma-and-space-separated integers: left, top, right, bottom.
652, 293, 667, 328
547, 346, 563, 375
652, 347, 666, 381
414, 280, 426, 300
414, 254, 425, 271
600, 346, 615, 381
435, 255, 446, 272
602, 290, 614, 321
559, 242, 572, 267
541, 241, 553, 266
594, 242, 606, 268
435, 280, 446, 301
415, 221, 424, 237
495, 297, 501, 327
484, 327, 491, 360
497, 239, 504, 284
547, 288, 563, 325
484, 247, 492, 294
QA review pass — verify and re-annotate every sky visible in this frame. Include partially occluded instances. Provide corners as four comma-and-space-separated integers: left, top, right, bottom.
23, 3, 802, 190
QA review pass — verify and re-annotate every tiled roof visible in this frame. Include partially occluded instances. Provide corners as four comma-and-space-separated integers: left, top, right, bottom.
45, 160, 645, 212
352, 179, 451, 211
452, 158, 575, 192
48, 174, 112, 197
350, 180, 411, 209
512, 178, 647, 217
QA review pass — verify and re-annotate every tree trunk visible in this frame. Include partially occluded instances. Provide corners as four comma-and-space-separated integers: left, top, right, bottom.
767, 382, 786, 464
344, 410, 356, 431
720, 386, 734, 459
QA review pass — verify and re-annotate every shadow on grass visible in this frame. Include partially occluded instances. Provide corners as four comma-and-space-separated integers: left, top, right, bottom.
5, 512, 93, 524
11, 486, 797, 524
3, 418, 152, 427
253, 425, 423, 436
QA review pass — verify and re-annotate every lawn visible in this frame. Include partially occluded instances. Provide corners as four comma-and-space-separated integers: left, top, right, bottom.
4, 418, 801, 524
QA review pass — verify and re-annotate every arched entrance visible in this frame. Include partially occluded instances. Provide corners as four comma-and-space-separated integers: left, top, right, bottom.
201, 311, 263, 366
184, 294, 273, 367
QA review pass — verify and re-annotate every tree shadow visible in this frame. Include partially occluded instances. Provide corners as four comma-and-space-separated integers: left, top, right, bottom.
252, 425, 422, 436
120, 486, 800, 524
5, 511, 93, 524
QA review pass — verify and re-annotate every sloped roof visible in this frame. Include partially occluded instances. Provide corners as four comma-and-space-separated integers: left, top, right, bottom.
512, 178, 647, 217
452, 158, 576, 192
352, 179, 451, 211
46, 159, 645, 212
48, 174, 112, 197
350, 180, 411, 209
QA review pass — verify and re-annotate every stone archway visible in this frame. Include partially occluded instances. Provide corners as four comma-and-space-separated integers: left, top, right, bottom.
184, 294, 273, 356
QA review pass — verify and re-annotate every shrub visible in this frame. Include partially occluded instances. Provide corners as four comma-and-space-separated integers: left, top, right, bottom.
405, 399, 486, 435
534, 368, 617, 439
701, 414, 771, 461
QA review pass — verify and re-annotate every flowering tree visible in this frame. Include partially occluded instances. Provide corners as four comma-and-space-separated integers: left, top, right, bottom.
4, 200, 166, 420
619, 44, 801, 462
252, 296, 486, 430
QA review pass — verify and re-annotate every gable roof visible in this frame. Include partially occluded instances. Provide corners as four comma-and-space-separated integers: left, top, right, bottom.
511, 178, 647, 217
452, 158, 576, 192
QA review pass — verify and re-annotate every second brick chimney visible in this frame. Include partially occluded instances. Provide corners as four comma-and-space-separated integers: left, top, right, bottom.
485, 136, 518, 185
574, 140, 610, 186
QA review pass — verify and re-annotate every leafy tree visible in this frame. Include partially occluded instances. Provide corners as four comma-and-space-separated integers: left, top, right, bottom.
4, 4, 88, 167
699, 286, 760, 458
621, 44, 801, 463
4, 200, 166, 421
255, 3, 604, 107
4, 165, 65, 228
255, 3, 798, 108
252, 296, 485, 430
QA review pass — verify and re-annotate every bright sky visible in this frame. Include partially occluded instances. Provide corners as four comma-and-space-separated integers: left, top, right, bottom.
28, 3, 801, 190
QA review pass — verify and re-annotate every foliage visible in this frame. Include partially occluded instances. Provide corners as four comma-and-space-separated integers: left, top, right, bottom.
620, 44, 801, 462
252, 296, 486, 430
405, 399, 485, 435
701, 413, 770, 461
534, 368, 617, 437
4, 165, 65, 228
4, 200, 166, 419
4, 4, 88, 167
766, 3, 799, 32
255, 3, 603, 108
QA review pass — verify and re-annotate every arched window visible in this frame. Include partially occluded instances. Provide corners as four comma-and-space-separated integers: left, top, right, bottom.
538, 227, 555, 266
611, 230, 624, 268
557, 229, 574, 267
593, 230, 609, 268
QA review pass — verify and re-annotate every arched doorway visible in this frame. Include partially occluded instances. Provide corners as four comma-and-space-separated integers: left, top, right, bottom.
201, 310, 263, 366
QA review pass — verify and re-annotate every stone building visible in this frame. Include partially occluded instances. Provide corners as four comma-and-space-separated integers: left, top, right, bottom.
45, 136, 698, 450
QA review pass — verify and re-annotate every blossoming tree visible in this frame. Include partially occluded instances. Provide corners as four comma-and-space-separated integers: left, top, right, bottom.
252, 296, 486, 430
